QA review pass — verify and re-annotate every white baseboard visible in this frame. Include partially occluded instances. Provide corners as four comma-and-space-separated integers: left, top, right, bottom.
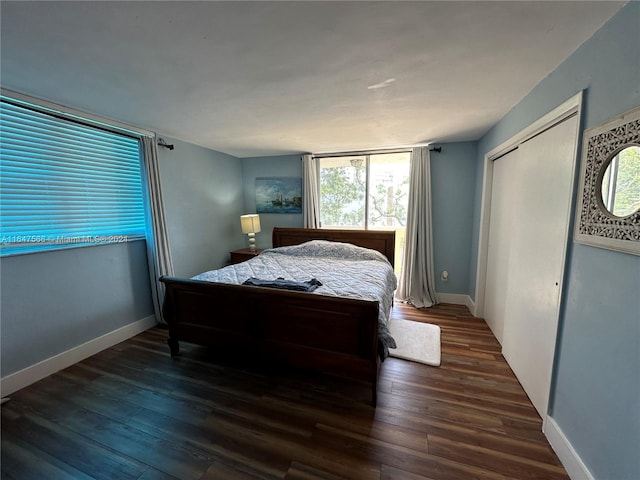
465, 296, 476, 314
544, 416, 594, 480
1, 315, 157, 397
437, 292, 475, 313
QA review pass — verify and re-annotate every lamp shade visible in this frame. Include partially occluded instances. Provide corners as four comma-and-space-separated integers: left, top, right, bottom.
240, 214, 261, 234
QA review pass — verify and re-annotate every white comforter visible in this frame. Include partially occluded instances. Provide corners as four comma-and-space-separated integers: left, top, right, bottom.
193, 240, 397, 355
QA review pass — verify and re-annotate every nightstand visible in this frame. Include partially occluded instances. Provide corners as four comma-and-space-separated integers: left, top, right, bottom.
229, 248, 264, 264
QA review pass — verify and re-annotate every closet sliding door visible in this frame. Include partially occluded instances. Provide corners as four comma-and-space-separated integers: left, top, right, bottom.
483, 113, 579, 419
483, 148, 518, 344
501, 114, 579, 418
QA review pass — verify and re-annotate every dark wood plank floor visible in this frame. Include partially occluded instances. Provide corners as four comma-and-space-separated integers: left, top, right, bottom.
1, 303, 569, 480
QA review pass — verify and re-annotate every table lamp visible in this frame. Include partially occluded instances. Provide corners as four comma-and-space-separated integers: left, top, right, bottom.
240, 214, 261, 251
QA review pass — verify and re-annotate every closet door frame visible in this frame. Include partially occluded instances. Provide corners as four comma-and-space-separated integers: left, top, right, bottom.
474, 91, 583, 320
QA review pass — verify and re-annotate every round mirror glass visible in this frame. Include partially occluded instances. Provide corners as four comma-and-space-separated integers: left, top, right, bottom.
600, 145, 640, 217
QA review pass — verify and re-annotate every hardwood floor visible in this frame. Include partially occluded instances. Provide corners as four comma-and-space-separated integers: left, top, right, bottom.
1, 303, 569, 480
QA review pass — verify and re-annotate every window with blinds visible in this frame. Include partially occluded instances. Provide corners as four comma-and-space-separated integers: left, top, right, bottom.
0, 97, 146, 256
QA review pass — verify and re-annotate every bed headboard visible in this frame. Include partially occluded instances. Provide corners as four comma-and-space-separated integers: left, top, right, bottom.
272, 227, 396, 267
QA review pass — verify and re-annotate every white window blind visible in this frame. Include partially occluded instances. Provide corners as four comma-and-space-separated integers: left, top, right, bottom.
0, 97, 146, 256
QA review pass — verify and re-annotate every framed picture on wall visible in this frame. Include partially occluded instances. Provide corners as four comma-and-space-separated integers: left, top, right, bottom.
255, 177, 303, 214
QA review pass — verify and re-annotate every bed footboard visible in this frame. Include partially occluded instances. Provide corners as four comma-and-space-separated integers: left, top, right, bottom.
160, 276, 381, 405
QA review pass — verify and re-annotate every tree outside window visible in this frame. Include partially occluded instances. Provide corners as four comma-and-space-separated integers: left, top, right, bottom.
601, 145, 640, 217
318, 152, 410, 272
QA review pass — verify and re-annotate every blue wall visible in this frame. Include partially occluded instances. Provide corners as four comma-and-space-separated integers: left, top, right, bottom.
158, 136, 244, 276
0, 240, 153, 377
240, 154, 303, 250
431, 142, 477, 296
471, 3, 639, 478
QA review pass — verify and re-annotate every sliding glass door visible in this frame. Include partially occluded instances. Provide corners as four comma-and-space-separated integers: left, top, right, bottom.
318, 151, 410, 271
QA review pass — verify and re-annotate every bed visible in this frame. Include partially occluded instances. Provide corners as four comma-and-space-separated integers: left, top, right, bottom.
160, 227, 397, 405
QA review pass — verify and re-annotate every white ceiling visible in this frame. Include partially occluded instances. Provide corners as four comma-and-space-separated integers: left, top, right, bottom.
0, 1, 625, 158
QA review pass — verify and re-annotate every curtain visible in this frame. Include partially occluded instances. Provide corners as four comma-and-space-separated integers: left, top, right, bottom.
141, 136, 175, 324
302, 154, 320, 228
397, 146, 438, 308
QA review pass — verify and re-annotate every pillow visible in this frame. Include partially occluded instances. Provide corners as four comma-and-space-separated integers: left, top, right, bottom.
264, 240, 390, 264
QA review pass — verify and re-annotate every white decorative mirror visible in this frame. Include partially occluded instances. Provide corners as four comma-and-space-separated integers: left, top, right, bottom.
574, 106, 640, 255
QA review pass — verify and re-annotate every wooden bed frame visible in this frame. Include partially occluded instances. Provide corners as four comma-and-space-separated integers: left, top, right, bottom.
160, 227, 396, 406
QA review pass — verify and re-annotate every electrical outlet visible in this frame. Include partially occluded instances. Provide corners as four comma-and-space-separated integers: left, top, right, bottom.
441, 270, 449, 281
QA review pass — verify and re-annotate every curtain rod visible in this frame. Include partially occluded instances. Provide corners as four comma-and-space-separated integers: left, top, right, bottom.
158, 138, 174, 150
312, 145, 441, 159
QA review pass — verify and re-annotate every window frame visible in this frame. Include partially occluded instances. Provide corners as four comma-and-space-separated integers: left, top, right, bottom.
315, 148, 411, 230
